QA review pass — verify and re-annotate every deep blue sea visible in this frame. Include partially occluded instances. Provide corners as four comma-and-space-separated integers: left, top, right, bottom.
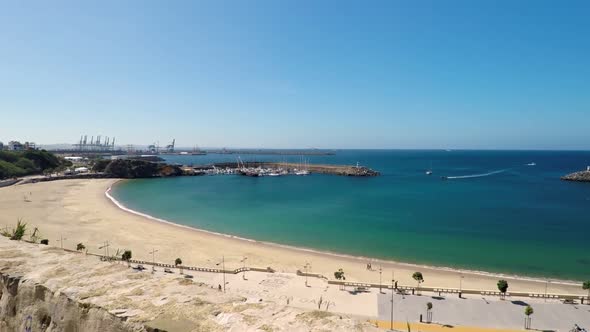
112, 150, 590, 281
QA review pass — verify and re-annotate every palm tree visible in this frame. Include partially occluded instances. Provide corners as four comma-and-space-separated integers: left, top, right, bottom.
412, 272, 424, 295
5, 219, 27, 241
426, 302, 433, 323
175, 258, 183, 274
583, 281, 590, 304
122, 250, 132, 267
76, 243, 86, 251
524, 305, 533, 329
334, 268, 346, 290
497, 280, 509, 300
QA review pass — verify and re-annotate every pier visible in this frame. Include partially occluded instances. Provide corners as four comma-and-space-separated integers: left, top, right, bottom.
190, 161, 379, 177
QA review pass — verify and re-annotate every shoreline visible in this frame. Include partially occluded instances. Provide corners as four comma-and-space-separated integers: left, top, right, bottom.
1, 178, 585, 296
106, 179, 582, 287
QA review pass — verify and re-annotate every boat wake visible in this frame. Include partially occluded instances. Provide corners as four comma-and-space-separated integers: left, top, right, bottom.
444, 169, 507, 180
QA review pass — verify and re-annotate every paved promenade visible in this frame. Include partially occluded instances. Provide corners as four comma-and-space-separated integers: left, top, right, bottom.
376, 290, 590, 331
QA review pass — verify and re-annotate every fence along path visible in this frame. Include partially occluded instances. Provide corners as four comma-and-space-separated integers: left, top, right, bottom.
64, 249, 588, 303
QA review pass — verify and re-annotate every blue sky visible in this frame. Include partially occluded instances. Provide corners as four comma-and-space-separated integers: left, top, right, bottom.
1, 0, 589, 149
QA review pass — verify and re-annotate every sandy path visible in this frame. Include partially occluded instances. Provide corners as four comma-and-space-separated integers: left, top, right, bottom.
0, 178, 585, 296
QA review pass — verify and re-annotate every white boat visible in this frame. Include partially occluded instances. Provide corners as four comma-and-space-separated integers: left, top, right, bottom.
527, 162, 536, 166
295, 156, 310, 175
426, 161, 433, 175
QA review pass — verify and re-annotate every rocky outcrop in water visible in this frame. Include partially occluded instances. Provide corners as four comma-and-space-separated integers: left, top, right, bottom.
103, 160, 183, 178
561, 169, 590, 182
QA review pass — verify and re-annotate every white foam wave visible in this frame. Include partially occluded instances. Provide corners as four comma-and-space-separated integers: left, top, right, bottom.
446, 169, 507, 179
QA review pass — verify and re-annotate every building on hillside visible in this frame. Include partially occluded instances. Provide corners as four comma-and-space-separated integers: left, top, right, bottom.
7, 141, 24, 151
24, 142, 36, 150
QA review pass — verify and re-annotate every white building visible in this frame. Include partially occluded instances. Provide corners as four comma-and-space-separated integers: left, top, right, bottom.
7, 141, 24, 151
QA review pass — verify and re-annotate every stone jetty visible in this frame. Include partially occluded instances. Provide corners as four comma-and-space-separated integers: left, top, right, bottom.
197, 162, 380, 177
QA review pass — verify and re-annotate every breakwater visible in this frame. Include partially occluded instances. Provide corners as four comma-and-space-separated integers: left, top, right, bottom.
193, 161, 379, 176
561, 168, 590, 182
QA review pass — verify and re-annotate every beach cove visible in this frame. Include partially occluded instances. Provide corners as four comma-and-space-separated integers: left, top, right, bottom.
0, 177, 587, 296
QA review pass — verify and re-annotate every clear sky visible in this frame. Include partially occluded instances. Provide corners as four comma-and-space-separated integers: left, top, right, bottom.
1, 0, 589, 150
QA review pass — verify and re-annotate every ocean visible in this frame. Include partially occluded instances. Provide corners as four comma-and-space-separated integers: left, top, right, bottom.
111, 150, 590, 281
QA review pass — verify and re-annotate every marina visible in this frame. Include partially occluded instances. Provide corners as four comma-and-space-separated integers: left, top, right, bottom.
188, 161, 380, 177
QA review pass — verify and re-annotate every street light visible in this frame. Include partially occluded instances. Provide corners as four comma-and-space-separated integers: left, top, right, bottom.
379, 265, 383, 294
390, 271, 395, 331
241, 256, 248, 280
98, 241, 110, 259
149, 248, 158, 273
215, 256, 226, 292
56, 235, 67, 249
304, 262, 311, 287
545, 279, 550, 302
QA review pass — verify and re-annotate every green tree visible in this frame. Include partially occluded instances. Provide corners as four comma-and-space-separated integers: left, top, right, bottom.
524, 305, 533, 329
412, 272, 424, 294
334, 268, 346, 290
121, 250, 132, 267
77, 243, 86, 251
583, 281, 590, 304
175, 258, 183, 274
497, 280, 509, 299
426, 302, 433, 323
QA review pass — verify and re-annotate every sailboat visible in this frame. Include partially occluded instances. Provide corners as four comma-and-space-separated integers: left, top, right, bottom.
295, 156, 310, 175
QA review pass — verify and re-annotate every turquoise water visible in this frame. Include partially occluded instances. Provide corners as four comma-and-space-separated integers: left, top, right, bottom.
112, 150, 590, 281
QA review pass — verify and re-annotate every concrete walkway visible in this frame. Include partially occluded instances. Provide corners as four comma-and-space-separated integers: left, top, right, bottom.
377, 290, 590, 332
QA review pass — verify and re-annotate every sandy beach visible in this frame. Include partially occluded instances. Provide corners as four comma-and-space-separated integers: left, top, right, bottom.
0, 178, 585, 296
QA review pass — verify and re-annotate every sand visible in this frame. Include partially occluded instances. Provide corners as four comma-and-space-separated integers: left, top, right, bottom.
0, 178, 586, 298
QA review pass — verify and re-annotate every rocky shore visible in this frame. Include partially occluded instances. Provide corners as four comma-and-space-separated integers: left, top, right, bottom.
561, 168, 590, 182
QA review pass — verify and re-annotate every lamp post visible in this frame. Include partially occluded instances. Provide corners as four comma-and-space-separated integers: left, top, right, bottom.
215, 256, 226, 292
544, 279, 550, 302
56, 235, 67, 249
390, 271, 395, 331
149, 248, 158, 273
241, 256, 247, 280
304, 262, 311, 287
379, 265, 383, 294
98, 241, 110, 259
